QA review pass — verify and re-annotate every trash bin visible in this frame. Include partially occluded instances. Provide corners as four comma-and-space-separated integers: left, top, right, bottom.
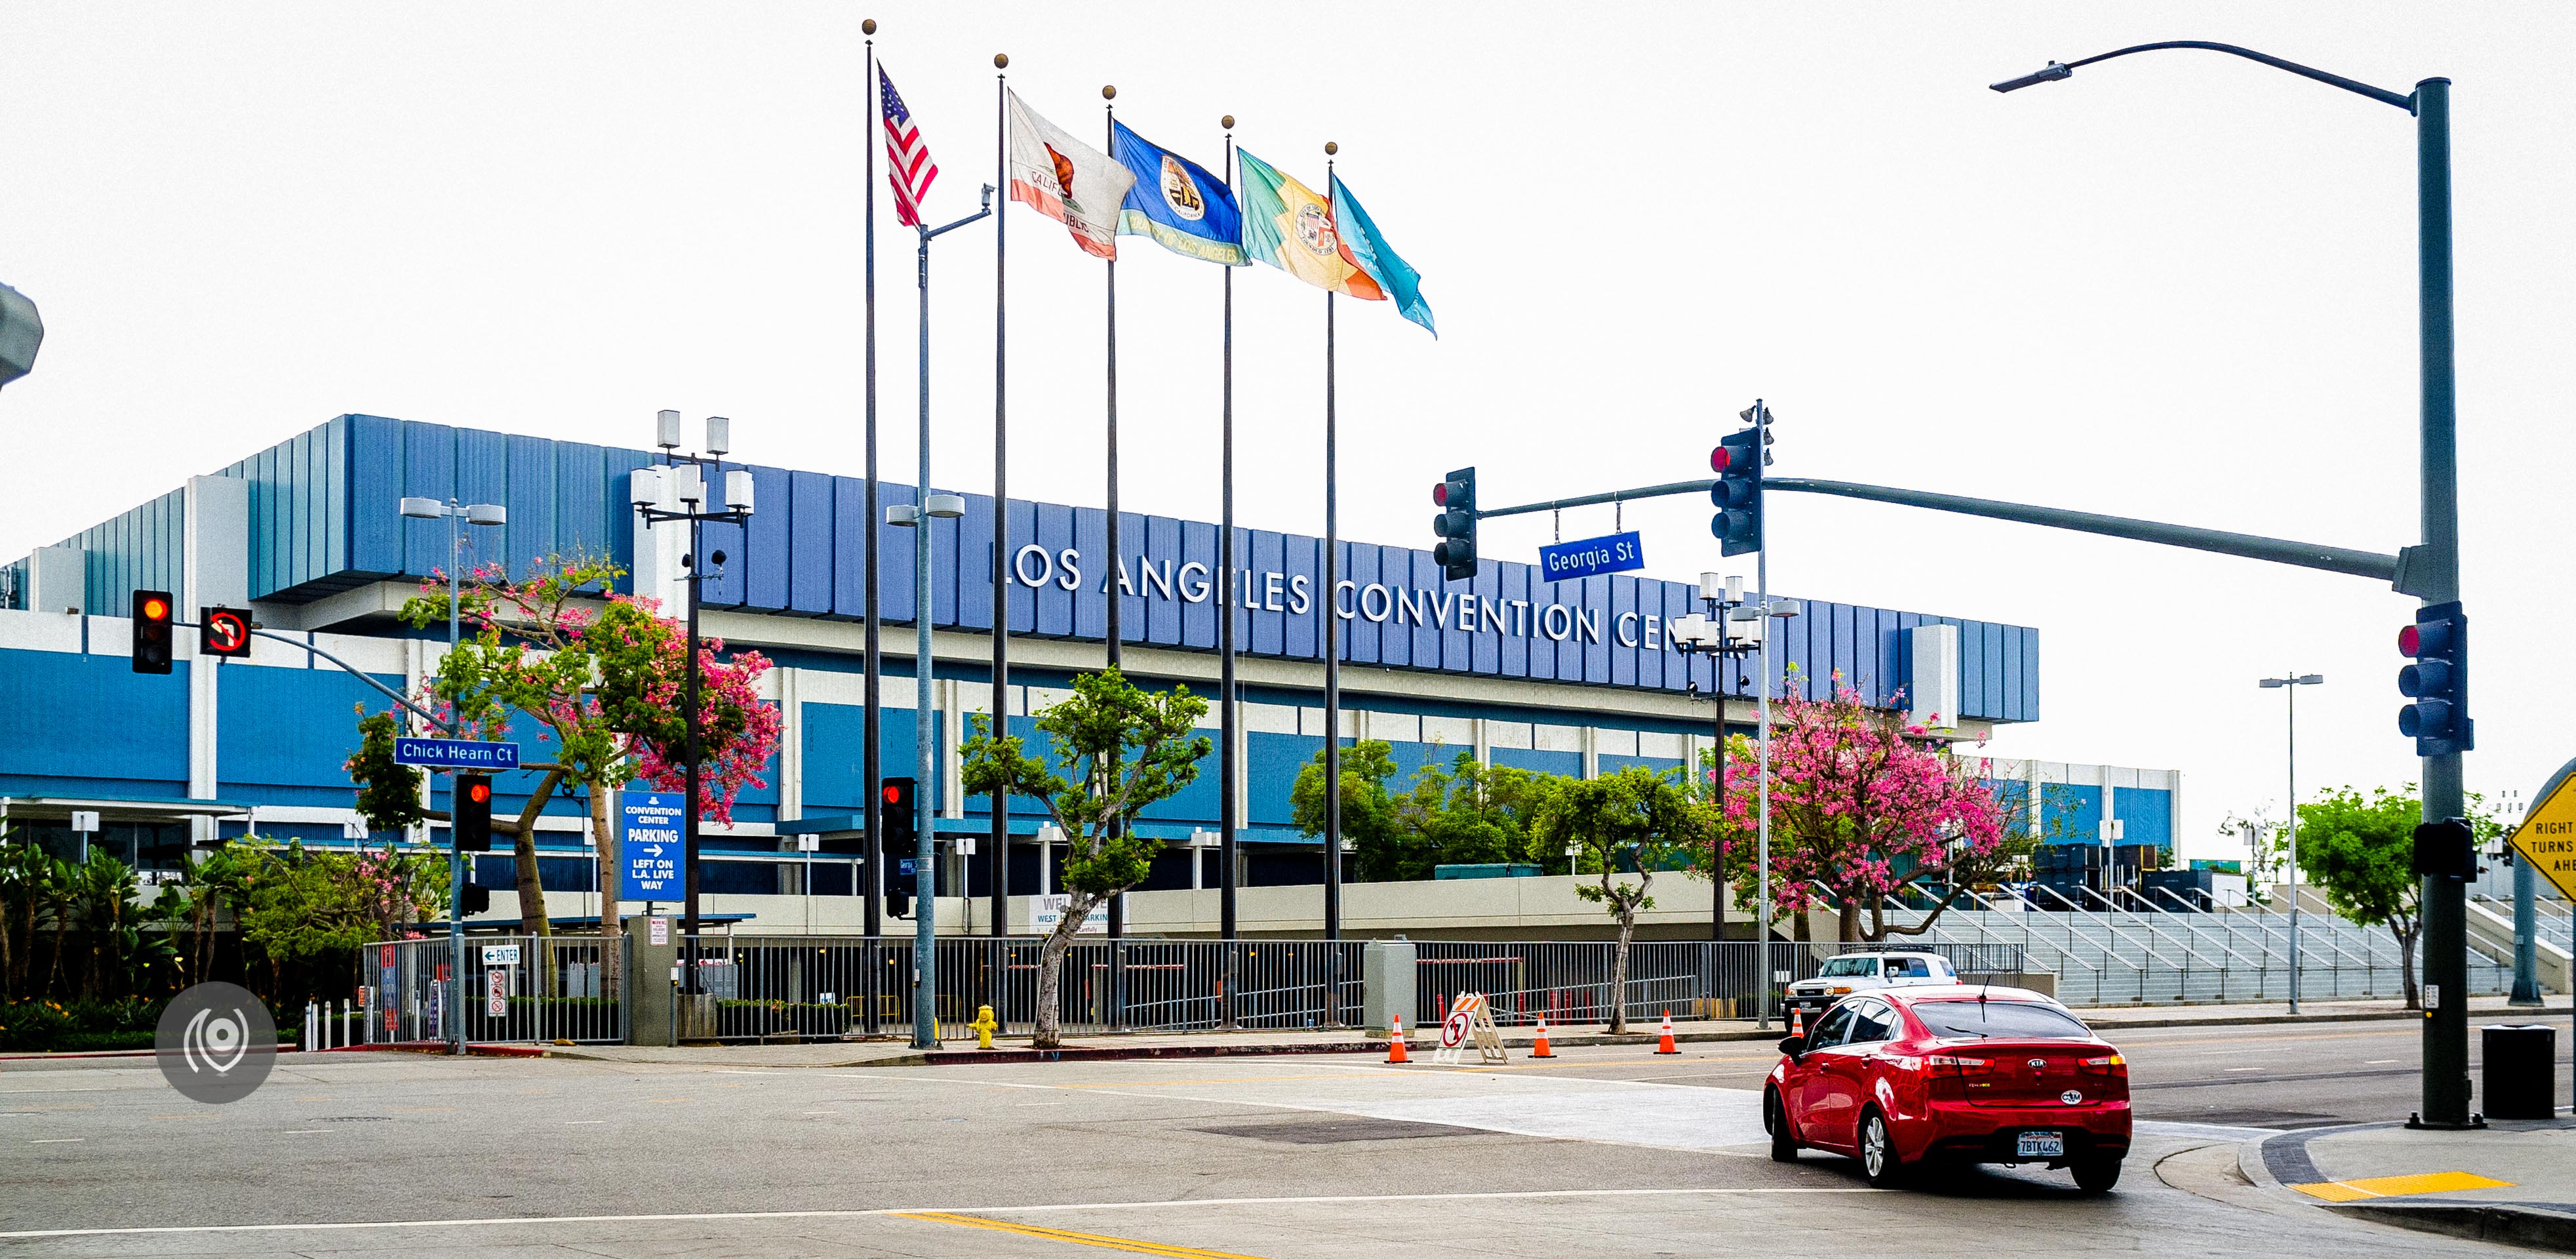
2480, 1024, 2557, 1120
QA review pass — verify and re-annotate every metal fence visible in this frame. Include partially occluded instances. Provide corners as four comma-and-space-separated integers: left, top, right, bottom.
357, 935, 625, 1045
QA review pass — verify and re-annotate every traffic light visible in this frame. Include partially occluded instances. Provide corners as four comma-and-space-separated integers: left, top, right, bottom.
2397, 601, 2472, 755
454, 773, 494, 852
130, 590, 174, 674
1430, 467, 1477, 582
881, 776, 919, 917
1710, 404, 1771, 557
199, 606, 254, 658
2412, 817, 2476, 879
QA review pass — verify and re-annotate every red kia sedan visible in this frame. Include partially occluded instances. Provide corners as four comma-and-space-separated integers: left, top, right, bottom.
1763, 985, 2130, 1192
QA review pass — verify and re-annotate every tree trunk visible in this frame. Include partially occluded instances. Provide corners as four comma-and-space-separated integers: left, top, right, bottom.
1607, 908, 1635, 1034
1838, 897, 1862, 944
506, 769, 566, 938
2396, 921, 2421, 1010
591, 788, 621, 993
1031, 892, 1098, 1050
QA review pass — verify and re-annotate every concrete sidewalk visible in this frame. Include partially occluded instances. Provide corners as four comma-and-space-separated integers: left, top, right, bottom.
2246, 1116, 2576, 1252
536, 993, 2567, 1069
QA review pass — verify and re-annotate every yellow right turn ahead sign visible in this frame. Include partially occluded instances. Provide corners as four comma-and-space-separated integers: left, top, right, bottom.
2507, 762, 2576, 900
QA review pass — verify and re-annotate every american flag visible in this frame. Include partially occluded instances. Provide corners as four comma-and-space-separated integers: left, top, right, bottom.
878, 65, 938, 228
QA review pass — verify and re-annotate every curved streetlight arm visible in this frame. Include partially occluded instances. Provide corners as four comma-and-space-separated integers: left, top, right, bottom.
1993, 41, 2415, 111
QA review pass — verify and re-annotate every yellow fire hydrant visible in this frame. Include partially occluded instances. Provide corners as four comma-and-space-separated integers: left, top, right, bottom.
972, 1003, 998, 1050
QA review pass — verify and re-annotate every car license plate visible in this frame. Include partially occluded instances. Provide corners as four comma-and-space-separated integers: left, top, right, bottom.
2016, 1131, 2065, 1158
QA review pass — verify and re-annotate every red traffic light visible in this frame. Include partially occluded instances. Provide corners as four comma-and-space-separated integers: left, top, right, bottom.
1431, 482, 1448, 506
1711, 447, 1732, 474
466, 780, 492, 805
883, 784, 902, 804
2397, 623, 2419, 656
140, 596, 169, 622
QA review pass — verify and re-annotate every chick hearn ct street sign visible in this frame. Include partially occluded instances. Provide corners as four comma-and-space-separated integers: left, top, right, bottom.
391, 737, 522, 771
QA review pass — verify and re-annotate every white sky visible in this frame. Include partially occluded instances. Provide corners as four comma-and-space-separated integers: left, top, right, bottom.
3, 3, 2569, 860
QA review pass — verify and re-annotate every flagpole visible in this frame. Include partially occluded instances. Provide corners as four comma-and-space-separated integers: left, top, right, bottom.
1100, 83, 1126, 1014
989, 54, 1011, 949
1218, 115, 1240, 1026
1322, 140, 1343, 966
860, 21, 884, 997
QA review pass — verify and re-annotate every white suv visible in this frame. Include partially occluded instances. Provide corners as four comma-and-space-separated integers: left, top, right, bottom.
1780, 951, 1959, 1028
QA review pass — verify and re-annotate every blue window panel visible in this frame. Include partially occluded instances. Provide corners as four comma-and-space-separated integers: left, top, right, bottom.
1985, 620, 2009, 720
1113, 510, 1150, 649
1003, 499, 1042, 635
401, 423, 457, 578
2114, 787, 2171, 850
501, 435, 556, 581
1480, 561, 1515, 679
877, 482, 919, 624
347, 415, 405, 580
1955, 620, 1985, 719
2042, 784, 2102, 845
551, 442, 608, 561
219, 668, 410, 791
1892, 612, 1921, 707
954, 492, 995, 632
0, 650, 189, 785
1283, 532, 1318, 660
799, 702, 867, 810
1831, 601, 1857, 693
1433, 565, 1468, 672
2000, 624, 2025, 722
1248, 731, 1321, 826
1248, 530, 1285, 656
1340, 542, 1377, 665
454, 428, 510, 576
1859, 607, 1892, 706
1608, 576, 1638, 687
1460, 561, 1496, 676
1177, 521, 1218, 648
787, 471, 837, 615
2022, 628, 2041, 721
1139, 740, 1221, 823
1581, 575, 1612, 684
1493, 748, 1581, 777
828, 475, 869, 619
1384, 738, 1450, 785
1073, 508, 1109, 641
1031, 502, 1075, 635
1600, 754, 1685, 778
1144, 515, 1183, 646
926, 496, 962, 629
739, 466, 792, 612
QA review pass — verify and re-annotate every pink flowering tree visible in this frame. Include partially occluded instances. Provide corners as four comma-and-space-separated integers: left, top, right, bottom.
1710, 680, 2019, 943
346, 553, 779, 946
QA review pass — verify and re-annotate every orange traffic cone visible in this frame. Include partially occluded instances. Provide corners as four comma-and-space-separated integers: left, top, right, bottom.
1790, 1007, 1807, 1039
1655, 1010, 1678, 1054
1386, 1016, 1411, 1064
1530, 1017, 1556, 1058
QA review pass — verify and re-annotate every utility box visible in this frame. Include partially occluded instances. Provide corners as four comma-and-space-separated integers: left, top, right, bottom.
2481, 1024, 2557, 1119
625, 917, 678, 1047
1360, 940, 1416, 1037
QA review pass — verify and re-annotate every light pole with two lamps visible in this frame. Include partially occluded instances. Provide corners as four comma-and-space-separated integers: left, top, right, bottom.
396, 492, 507, 1053
2257, 671, 2324, 1014
631, 410, 755, 999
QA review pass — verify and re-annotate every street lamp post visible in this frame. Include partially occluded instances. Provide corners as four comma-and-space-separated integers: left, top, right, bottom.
631, 412, 754, 1001
2259, 673, 2324, 1014
1673, 572, 1752, 941
1993, 39, 2477, 1128
397, 493, 508, 1054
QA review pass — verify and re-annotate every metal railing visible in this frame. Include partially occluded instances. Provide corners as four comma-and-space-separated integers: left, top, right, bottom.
358, 935, 626, 1045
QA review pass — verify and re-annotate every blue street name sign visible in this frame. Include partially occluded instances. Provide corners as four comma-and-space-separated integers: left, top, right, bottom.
618, 791, 685, 900
1537, 531, 1646, 582
392, 737, 522, 771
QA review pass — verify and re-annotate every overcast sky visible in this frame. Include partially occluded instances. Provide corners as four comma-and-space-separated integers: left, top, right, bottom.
3, 3, 2569, 860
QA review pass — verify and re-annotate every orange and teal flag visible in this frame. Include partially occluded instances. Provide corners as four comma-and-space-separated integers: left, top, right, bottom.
1330, 173, 1435, 337
1237, 149, 1382, 300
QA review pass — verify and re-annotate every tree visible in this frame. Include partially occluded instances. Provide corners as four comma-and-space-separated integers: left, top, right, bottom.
348, 554, 778, 955
960, 668, 1212, 1049
1294, 746, 1563, 883
1711, 681, 2013, 943
1288, 740, 1403, 880
1532, 767, 1705, 1033
2293, 784, 2501, 1010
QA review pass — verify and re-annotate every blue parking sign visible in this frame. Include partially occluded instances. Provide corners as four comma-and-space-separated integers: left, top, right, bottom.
617, 790, 685, 900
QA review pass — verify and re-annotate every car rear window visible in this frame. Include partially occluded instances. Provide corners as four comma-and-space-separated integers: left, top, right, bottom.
1911, 999, 2091, 1041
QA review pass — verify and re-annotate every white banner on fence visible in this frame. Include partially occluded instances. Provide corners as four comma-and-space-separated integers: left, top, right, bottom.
1031, 894, 1107, 936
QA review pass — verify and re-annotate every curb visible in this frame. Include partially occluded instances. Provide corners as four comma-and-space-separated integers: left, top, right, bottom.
2321, 1201, 2576, 1253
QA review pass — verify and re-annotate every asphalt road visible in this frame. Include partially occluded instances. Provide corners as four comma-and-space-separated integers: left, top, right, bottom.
0, 1018, 2562, 1258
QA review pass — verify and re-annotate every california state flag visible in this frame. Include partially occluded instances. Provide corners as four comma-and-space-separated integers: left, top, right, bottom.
1007, 90, 1137, 259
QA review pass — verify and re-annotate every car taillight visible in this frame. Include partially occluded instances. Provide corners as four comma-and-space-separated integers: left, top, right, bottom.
1925, 1054, 1992, 1077
2081, 1054, 2126, 1075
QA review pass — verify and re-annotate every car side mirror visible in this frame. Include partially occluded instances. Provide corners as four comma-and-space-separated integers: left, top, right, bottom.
1777, 1035, 1805, 1060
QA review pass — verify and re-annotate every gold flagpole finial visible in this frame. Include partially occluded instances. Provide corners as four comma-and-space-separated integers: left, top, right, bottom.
862, 18, 876, 35
1324, 141, 1338, 156
1221, 115, 1235, 130
1101, 85, 1117, 101
994, 53, 1008, 69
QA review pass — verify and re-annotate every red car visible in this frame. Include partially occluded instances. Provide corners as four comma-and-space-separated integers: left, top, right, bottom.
1763, 984, 2130, 1192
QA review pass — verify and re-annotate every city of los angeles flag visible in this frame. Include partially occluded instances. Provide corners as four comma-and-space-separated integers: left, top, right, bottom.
1006, 90, 1136, 259
1236, 149, 1383, 300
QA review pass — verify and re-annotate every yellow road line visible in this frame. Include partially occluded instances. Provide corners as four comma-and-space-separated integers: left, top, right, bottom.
2293, 1171, 2514, 1202
894, 1210, 1266, 1258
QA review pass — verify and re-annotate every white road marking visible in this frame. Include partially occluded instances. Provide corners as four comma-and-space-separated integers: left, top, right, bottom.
0, 1188, 1886, 1241
564, 1120, 606, 1125
29, 1138, 83, 1144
